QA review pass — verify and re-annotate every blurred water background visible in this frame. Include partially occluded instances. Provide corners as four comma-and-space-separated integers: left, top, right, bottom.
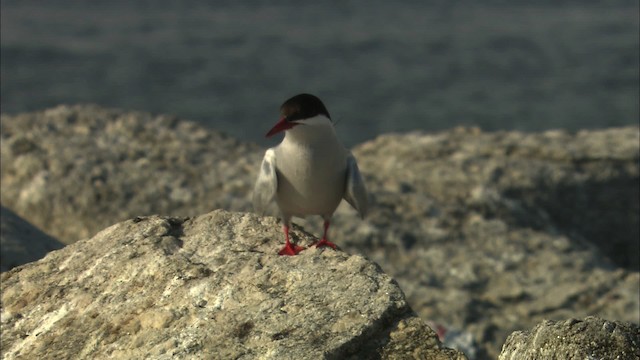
1, 0, 638, 146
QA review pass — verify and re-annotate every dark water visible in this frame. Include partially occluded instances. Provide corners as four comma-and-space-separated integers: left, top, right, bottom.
2, 1, 638, 146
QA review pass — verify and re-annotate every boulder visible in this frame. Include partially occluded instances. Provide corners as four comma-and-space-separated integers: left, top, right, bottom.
346, 127, 639, 270
499, 316, 639, 360
330, 126, 640, 358
0, 210, 466, 359
2, 105, 638, 359
0, 105, 261, 243
0, 205, 64, 272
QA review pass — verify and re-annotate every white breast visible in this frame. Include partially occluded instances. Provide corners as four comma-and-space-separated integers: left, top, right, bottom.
273, 117, 348, 218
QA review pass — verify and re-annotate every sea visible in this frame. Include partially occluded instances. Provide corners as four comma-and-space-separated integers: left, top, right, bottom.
1, 0, 638, 147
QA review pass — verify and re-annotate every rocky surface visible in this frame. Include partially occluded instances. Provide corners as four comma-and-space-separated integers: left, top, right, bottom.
0, 105, 261, 243
331, 126, 640, 358
0, 205, 64, 272
499, 316, 640, 360
0, 210, 466, 360
1, 105, 638, 359
344, 126, 640, 270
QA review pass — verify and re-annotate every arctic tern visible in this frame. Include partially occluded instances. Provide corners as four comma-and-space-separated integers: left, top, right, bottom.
253, 93, 368, 255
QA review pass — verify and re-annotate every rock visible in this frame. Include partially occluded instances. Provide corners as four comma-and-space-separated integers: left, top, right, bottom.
0, 210, 466, 359
329, 126, 640, 358
0, 105, 262, 243
498, 316, 640, 360
0, 205, 64, 272
2, 105, 638, 359
348, 127, 640, 271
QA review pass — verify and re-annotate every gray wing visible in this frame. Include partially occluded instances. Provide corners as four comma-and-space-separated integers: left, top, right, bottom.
343, 152, 368, 219
253, 148, 278, 214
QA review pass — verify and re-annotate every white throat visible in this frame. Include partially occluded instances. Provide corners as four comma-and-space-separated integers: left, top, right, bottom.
283, 115, 338, 145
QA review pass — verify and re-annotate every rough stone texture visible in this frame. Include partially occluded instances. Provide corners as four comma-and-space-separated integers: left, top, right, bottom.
0, 210, 466, 360
0, 105, 261, 243
0, 205, 64, 272
498, 316, 640, 360
346, 127, 640, 270
2, 105, 639, 359
329, 126, 640, 358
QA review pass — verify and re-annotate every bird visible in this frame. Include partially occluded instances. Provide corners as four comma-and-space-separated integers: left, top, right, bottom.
253, 93, 368, 255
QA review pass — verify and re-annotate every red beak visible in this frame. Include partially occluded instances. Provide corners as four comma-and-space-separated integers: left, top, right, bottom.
265, 117, 297, 138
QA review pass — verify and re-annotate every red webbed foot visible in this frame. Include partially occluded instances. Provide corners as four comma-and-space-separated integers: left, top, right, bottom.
314, 238, 337, 250
278, 224, 305, 256
278, 243, 305, 256
313, 220, 337, 250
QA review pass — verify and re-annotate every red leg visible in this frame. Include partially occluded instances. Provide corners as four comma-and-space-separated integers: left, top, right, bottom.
314, 220, 337, 249
278, 225, 305, 256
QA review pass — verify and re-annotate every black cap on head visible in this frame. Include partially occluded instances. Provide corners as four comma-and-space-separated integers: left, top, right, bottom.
280, 93, 331, 122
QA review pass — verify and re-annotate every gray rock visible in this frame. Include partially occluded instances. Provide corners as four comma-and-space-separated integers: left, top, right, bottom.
499, 316, 640, 360
0, 105, 262, 243
0, 210, 466, 360
330, 127, 640, 358
2, 105, 638, 359
0, 205, 64, 272
348, 127, 639, 271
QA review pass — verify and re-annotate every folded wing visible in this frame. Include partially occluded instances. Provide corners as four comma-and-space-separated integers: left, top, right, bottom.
253, 148, 278, 214
343, 152, 368, 219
